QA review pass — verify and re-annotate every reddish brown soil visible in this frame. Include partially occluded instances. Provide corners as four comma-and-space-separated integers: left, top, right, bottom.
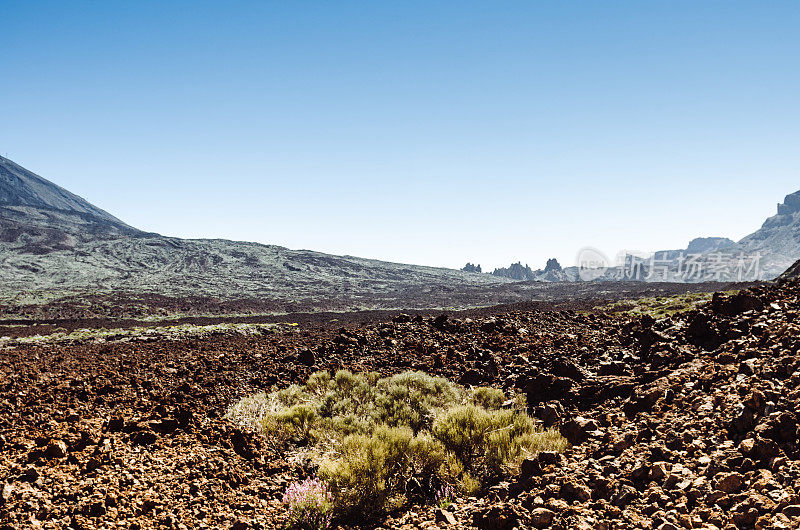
0, 281, 757, 338
2, 280, 799, 529
0, 281, 755, 324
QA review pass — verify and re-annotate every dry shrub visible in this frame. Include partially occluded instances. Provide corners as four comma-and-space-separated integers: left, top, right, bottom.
227, 370, 568, 518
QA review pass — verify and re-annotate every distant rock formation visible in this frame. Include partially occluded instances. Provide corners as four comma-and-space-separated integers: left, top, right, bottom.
544, 258, 562, 272
592, 194, 800, 281
462, 263, 482, 273
685, 237, 735, 254
539, 258, 569, 282
492, 262, 537, 281
492, 258, 570, 282
729, 189, 800, 277
777, 191, 800, 216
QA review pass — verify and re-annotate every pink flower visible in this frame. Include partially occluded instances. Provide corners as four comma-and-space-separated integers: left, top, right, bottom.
283, 477, 333, 530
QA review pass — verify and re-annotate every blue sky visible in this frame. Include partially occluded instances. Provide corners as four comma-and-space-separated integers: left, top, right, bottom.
2, 1, 799, 271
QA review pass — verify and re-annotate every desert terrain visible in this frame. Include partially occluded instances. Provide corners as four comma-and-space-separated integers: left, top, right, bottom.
2, 276, 800, 529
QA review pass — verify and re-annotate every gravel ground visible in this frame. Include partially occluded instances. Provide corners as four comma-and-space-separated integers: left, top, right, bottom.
2, 280, 799, 529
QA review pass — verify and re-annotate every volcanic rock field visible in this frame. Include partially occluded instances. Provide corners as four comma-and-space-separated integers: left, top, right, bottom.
2, 277, 800, 529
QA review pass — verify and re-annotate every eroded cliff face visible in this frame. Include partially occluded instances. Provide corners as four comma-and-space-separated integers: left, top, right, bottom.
730, 190, 800, 277
777, 190, 800, 217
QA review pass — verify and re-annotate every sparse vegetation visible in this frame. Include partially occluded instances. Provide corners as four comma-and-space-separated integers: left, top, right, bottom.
227, 370, 568, 519
596, 290, 740, 318
435, 484, 455, 510
282, 477, 333, 530
1, 322, 284, 345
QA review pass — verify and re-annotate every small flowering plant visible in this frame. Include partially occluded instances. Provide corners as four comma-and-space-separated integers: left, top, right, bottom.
435, 484, 455, 510
283, 477, 333, 530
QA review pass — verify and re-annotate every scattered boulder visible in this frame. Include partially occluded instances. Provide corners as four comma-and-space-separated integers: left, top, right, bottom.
529, 507, 555, 528
297, 348, 315, 366
560, 417, 601, 445
715, 472, 744, 493
435, 508, 457, 525
45, 439, 67, 459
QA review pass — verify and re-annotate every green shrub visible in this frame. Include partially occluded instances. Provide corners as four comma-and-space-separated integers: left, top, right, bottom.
318, 428, 400, 515
319, 425, 448, 516
274, 384, 310, 407
373, 371, 461, 433
469, 386, 507, 410
225, 392, 271, 431
433, 404, 566, 480
228, 370, 569, 520
275, 403, 317, 439
432, 405, 493, 472
304, 370, 332, 396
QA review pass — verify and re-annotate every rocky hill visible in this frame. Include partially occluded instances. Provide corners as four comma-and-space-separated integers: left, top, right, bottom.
732, 190, 800, 277
0, 156, 144, 254
0, 156, 514, 310
481, 189, 800, 284
607, 193, 800, 282
0, 156, 131, 227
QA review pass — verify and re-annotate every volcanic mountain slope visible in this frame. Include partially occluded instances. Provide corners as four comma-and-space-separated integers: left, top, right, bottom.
2, 276, 800, 528
0, 156, 131, 226
732, 190, 800, 277
0, 236, 520, 310
0, 156, 143, 254
609, 194, 800, 282
0, 155, 511, 309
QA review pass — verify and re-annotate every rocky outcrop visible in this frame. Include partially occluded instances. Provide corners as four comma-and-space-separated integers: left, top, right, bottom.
685, 237, 735, 254
539, 259, 569, 282
729, 189, 800, 277
492, 259, 571, 283
777, 190, 800, 216
543, 258, 562, 273
492, 262, 538, 281
462, 263, 482, 273
778, 259, 800, 282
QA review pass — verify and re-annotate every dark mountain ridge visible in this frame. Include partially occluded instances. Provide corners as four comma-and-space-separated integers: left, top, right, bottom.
0, 156, 145, 254
0, 155, 135, 230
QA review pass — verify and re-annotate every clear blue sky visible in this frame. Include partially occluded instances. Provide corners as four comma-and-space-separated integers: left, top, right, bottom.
2, 1, 799, 271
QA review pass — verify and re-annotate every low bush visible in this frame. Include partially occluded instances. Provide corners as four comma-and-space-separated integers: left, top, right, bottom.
433, 404, 567, 481
318, 425, 447, 516
227, 370, 568, 520
469, 386, 507, 409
